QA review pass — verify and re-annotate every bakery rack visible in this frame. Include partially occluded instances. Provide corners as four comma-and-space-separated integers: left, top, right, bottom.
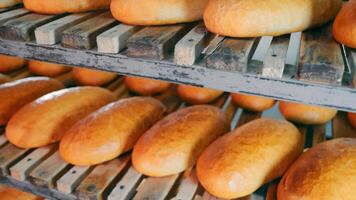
0, 6, 356, 112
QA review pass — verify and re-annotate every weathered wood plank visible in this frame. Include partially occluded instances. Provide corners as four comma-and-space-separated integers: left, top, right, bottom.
35, 12, 97, 45
236, 110, 262, 127
172, 169, 199, 200
202, 35, 224, 56
312, 124, 326, 146
97, 24, 141, 53
0, 144, 30, 175
10, 144, 56, 181
127, 24, 192, 60
0, 13, 62, 41
299, 25, 344, 85
57, 166, 92, 194
0, 8, 29, 25
75, 155, 130, 200
283, 32, 302, 78
248, 36, 273, 74
205, 38, 255, 72
332, 112, 356, 138
0, 4, 21, 13
29, 152, 71, 188
0, 135, 7, 147
262, 36, 289, 78
174, 23, 209, 66
222, 96, 237, 123
62, 12, 117, 49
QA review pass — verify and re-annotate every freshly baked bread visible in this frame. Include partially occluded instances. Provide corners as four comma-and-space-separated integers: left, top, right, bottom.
72, 68, 117, 86
0, 74, 10, 84
29, 60, 71, 77
0, 0, 22, 8
333, 0, 356, 48
111, 0, 209, 25
279, 101, 337, 125
278, 138, 356, 200
133, 105, 230, 177
6, 87, 115, 148
231, 93, 275, 112
177, 85, 223, 104
125, 77, 171, 96
0, 55, 26, 73
197, 118, 303, 199
23, 0, 110, 14
204, 0, 342, 37
60, 97, 166, 166
0, 185, 43, 200
347, 112, 356, 129
0, 77, 64, 125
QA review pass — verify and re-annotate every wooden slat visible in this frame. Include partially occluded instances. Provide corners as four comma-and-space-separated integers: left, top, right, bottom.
312, 124, 326, 146
108, 166, 143, 200
205, 38, 255, 72
62, 12, 117, 49
97, 24, 141, 53
172, 169, 199, 200
262, 36, 289, 78
283, 32, 302, 78
35, 12, 97, 45
202, 35, 224, 56
174, 23, 209, 66
57, 166, 92, 194
0, 135, 7, 147
75, 155, 130, 200
0, 143, 30, 175
332, 112, 356, 138
29, 152, 70, 188
0, 13, 61, 41
127, 24, 192, 60
0, 4, 21, 13
299, 25, 344, 85
236, 110, 262, 127
133, 174, 180, 200
349, 50, 356, 87
0, 8, 29, 25
248, 36, 273, 73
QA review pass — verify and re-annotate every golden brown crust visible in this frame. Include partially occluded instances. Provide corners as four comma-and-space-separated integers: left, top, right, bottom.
177, 85, 223, 104
347, 112, 356, 129
231, 93, 275, 112
72, 68, 117, 86
23, 0, 110, 14
0, 55, 26, 73
0, 185, 43, 200
0, 77, 64, 126
0, 0, 22, 8
132, 105, 230, 177
60, 97, 166, 166
0, 74, 11, 84
279, 101, 337, 125
111, 0, 209, 25
125, 77, 171, 95
277, 138, 356, 200
204, 0, 342, 37
333, 0, 356, 48
197, 118, 303, 199
6, 87, 115, 148
29, 60, 71, 77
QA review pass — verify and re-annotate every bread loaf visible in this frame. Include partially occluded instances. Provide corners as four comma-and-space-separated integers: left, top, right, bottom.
231, 93, 275, 112
0, 77, 64, 125
132, 105, 230, 177
0, 0, 22, 8
0, 55, 26, 73
23, 0, 110, 14
177, 85, 223, 104
0, 185, 43, 200
347, 112, 356, 129
125, 77, 171, 95
60, 97, 166, 166
29, 60, 71, 77
279, 101, 337, 125
278, 138, 356, 200
204, 0, 342, 37
72, 68, 117, 86
111, 0, 209, 25
6, 87, 115, 148
333, 0, 356, 48
197, 118, 303, 199
0, 74, 10, 84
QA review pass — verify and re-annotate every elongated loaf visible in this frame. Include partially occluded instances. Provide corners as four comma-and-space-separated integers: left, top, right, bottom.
0, 74, 10, 84
111, 0, 209, 25
0, 77, 64, 125
333, 0, 356, 48
279, 101, 337, 125
197, 118, 303, 199
29, 60, 71, 77
0, 185, 42, 200
72, 68, 117, 86
348, 112, 356, 129
60, 97, 166, 166
23, 0, 110, 14
278, 138, 356, 200
204, 0, 342, 37
133, 105, 230, 177
125, 77, 171, 95
0, 0, 22, 8
0, 55, 26, 73
177, 85, 223, 104
231, 93, 275, 112
6, 87, 115, 148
